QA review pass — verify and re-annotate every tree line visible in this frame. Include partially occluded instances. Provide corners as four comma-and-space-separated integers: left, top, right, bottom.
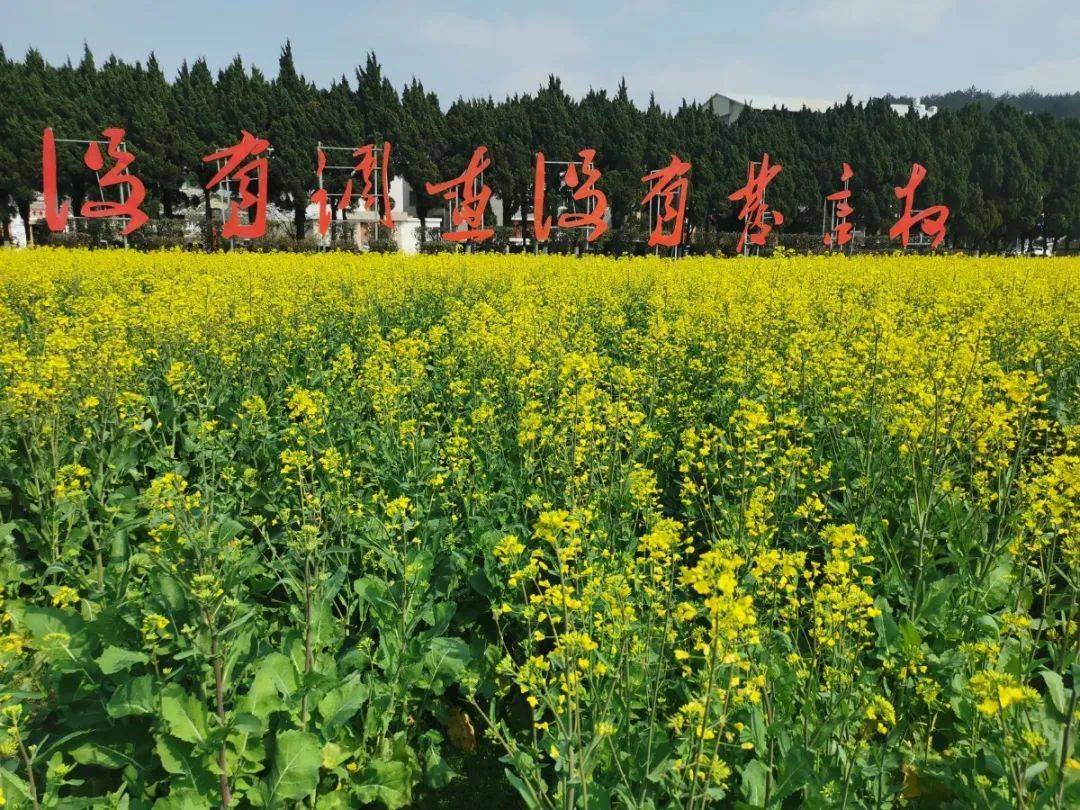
891, 88, 1080, 120
1, 42, 1079, 252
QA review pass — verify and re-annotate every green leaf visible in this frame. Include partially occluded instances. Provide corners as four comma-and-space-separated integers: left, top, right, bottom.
1023, 761, 1048, 783
231, 712, 262, 734
741, 759, 769, 806
504, 768, 542, 810
318, 678, 369, 735
160, 684, 209, 744
156, 736, 216, 794
0, 765, 31, 804
154, 572, 187, 613
97, 645, 149, 675
1040, 669, 1068, 716
919, 576, 957, 624
269, 729, 322, 801
355, 758, 415, 810
321, 741, 348, 771
773, 745, 813, 803
898, 618, 923, 651
419, 637, 472, 694
315, 792, 353, 810
69, 740, 138, 770
106, 674, 155, 718
424, 745, 455, 790
18, 605, 92, 666
242, 652, 298, 722
355, 576, 398, 628
983, 562, 1014, 609
153, 786, 213, 810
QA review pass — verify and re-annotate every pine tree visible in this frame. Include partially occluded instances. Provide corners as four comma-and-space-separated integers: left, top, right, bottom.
398, 79, 446, 241
173, 58, 226, 243
269, 42, 319, 238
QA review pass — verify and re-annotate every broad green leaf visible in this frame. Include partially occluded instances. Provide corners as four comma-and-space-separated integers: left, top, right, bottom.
504, 768, 542, 810
983, 562, 1014, 609
154, 573, 187, 613
1040, 669, 1068, 716
419, 637, 471, 694
919, 576, 957, 624
773, 745, 813, 803
424, 745, 456, 790
355, 576, 397, 628
1023, 761, 1048, 783
19, 605, 92, 666
355, 758, 415, 810
242, 652, 298, 722
315, 792, 352, 810
231, 712, 262, 734
318, 678, 369, 735
97, 645, 149, 675
70, 739, 138, 770
155, 736, 216, 794
321, 741, 348, 770
0, 765, 31, 801
160, 684, 209, 744
153, 786, 213, 810
269, 729, 322, 801
106, 675, 155, 718
897, 618, 923, 651
741, 759, 769, 806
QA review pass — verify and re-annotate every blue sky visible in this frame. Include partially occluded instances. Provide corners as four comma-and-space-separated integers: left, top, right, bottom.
2, 0, 1077, 109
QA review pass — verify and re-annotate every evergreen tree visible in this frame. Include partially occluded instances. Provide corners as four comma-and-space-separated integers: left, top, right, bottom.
173, 58, 226, 241
398, 79, 446, 241
0, 42, 1077, 252
129, 53, 186, 218
269, 42, 319, 238
3, 49, 54, 243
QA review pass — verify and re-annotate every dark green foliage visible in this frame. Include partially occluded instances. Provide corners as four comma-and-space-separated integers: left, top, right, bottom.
0, 45, 1077, 251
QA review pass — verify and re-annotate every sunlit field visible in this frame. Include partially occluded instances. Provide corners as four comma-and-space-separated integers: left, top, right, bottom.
0, 249, 1076, 808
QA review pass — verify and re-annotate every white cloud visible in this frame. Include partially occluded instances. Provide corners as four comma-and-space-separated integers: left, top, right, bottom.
771, 0, 986, 36
993, 56, 1080, 94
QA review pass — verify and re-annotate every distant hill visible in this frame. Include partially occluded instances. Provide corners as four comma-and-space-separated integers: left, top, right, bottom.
884, 88, 1080, 119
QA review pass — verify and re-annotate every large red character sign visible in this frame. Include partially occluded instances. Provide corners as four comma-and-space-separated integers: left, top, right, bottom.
642, 155, 691, 248
823, 163, 855, 248
41, 127, 148, 235
889, 163, 949, 248
312, 142, 393, 237
729, 154, 784, 253
533, 148, 608, 242
203, 131, 271, 240
426, 146, 494, 243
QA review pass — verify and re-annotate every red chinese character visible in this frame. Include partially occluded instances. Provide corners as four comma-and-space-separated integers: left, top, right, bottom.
311, 142, 393, 238
203, 131, 271, 240
312, 150, 333, 238
729, 154, 784, 253
889, 163, 949, 249
533, 153, 552, 242
558, 149, 608, 240
642, 155, 691, 248
41, 127, 148, 234
41, 128, 70, 232
425, 146, 494, 243
533, 149, 608, 242
823, 162, 854, 248
81, 128, 148, 235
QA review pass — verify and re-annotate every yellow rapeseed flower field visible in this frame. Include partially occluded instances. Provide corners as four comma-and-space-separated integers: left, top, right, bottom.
0, 248, 1076, 808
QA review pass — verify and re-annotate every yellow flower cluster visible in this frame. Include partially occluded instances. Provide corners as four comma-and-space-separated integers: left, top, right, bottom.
967, 670, 1040, 716
0, 249, 1076, 808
